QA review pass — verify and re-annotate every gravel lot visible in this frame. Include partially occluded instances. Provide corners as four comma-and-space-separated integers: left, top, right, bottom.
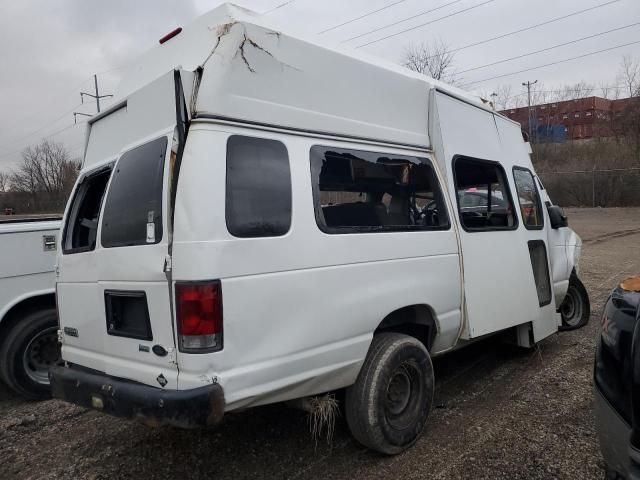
1, 207, 640, 480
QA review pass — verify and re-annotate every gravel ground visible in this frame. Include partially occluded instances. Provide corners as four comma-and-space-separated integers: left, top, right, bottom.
1, 207, 640, 480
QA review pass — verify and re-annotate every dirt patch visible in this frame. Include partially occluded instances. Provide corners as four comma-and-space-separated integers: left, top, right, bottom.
1, 207, 639, 479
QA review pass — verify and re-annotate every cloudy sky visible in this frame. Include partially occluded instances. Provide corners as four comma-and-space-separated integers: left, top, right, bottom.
0, 0, 638, 171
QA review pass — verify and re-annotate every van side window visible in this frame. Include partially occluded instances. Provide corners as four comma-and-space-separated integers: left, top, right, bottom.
226, 135, 291, 238
310, 146, 449, 233
453, 157, 517, 231
513, 167, 544, 230
62, 167, 112, 254
101, 137, 167, 248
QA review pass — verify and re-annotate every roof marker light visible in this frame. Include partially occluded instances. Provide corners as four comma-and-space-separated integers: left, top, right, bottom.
159, 27, 182, 45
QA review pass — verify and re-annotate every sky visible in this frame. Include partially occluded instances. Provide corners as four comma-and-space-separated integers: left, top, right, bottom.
0, 0, 638, 171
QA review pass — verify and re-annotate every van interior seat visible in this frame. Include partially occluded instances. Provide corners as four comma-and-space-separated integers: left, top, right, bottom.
386, 196, 407, 226
322, 202, 385, 228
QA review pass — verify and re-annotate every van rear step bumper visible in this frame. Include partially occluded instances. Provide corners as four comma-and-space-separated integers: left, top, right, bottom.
49, 366, 225, 428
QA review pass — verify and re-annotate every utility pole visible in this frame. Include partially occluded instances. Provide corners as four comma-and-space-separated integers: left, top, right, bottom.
490, 92, 498, 111
522, 80, 538, 143
80, 74, 113, 113
74, 74, 113, 124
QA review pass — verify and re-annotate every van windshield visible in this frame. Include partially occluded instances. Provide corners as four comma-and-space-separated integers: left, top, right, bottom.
101, 137, 167, 248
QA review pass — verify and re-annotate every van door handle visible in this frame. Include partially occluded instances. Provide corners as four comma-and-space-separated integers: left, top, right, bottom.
43, 235, 57, 251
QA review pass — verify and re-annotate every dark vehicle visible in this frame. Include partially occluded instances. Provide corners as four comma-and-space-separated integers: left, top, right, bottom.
595, 277, 640, 479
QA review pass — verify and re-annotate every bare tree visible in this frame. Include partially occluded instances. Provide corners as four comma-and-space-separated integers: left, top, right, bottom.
554, 81, 595, 102
0, 171, 9, 192
600, 82, 613, 99
530, 81, 549, 105
10, 139, 79, 212
617, 55, 640, 97
403, 40, 459, 85
493, 84, 513, 110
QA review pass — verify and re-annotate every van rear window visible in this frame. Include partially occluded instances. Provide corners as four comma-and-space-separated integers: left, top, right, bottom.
101, 137, 167, 248
62, 167, 112, 254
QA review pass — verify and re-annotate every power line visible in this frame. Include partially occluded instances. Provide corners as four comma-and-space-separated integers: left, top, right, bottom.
4, 103, 84, 146
458, 22, 640, 75
448, 0, 622, 57
0, 122, 86, 162
342, 0, 465, 43
0, 73, 111, 159
97, 62, 130, 76
464, 40, 640, 87
504, 85, 627, 101
43, 122, 85, 140
354, 0, 498, 48
263, 0, 296, 15
318, 0, 410, 35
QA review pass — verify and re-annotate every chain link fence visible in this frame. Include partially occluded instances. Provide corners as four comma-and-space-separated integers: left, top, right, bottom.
538, 167, 640, 207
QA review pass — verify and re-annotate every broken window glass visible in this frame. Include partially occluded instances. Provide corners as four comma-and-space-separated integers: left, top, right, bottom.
310, 146, 449, 233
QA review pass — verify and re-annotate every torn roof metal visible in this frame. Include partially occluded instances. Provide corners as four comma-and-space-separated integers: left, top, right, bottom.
116, 3, 488, 149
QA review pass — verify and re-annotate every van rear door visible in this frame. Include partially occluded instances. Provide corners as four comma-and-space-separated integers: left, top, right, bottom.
57, 70, 193, 389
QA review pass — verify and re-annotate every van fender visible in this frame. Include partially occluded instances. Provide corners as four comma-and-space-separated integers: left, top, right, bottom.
566, 230, 583, 277
553, 230, 582, 307
373, 304, 440, 352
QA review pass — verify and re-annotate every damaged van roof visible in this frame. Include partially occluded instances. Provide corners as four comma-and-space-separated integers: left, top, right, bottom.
115, 3, 490, 149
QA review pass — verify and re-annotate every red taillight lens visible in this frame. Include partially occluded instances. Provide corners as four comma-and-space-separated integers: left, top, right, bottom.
175, 281, 222, 352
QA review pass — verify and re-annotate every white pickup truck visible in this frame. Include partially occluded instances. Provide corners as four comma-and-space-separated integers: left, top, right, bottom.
0, 217, 61, 399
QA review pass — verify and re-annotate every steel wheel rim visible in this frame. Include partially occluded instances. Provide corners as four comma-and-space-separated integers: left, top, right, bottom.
22, 326, 61, 385
385, 362, 421, 429
561, 285, 583, 327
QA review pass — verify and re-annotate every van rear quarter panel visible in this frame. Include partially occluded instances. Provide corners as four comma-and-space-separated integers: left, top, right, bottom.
172, 125, 462, 409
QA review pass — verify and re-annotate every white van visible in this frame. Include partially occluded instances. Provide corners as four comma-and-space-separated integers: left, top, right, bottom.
50, 4, 587, 454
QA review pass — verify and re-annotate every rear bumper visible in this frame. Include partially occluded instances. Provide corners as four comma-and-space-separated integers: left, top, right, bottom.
49, 365, 225, 428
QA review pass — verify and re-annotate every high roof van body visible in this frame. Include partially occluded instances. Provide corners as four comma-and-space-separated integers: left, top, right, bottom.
50, 4, 587, 453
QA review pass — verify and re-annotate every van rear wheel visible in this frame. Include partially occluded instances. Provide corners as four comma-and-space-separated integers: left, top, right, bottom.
559, 275, 590, 331
345, 333, 434, 455
0, 308, 60, 400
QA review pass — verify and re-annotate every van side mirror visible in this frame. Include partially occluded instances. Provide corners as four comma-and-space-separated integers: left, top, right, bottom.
547, 205, 568, 229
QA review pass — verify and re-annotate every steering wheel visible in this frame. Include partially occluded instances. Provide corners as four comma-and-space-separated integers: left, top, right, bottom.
420, 200, 438, 226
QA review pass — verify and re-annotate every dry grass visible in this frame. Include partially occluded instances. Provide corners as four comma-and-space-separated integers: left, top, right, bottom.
302, 394, 340, 446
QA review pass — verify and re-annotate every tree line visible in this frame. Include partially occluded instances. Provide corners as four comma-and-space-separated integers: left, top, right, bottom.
0, 140, 79, 215
401, 40, 640, 109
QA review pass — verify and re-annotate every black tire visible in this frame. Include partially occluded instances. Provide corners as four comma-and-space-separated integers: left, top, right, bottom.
0, 308, 60, 400
345, 332, 434, 455
604, 464, 622, 480
559, 274, 591, 331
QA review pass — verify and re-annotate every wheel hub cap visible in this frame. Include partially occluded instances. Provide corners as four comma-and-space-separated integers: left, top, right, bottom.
22, 327, 62, 385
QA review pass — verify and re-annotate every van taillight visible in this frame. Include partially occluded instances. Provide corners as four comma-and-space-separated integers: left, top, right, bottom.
175, 281, 222, 352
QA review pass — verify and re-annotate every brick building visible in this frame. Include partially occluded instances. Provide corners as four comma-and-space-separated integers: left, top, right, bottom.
500, 96, 638, 142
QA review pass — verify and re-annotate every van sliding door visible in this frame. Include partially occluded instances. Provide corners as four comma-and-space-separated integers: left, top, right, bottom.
434, 92, 556, 340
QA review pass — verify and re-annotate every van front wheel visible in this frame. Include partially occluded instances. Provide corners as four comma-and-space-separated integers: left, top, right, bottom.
345, 332, 434, 455
559, 275, 590, 331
